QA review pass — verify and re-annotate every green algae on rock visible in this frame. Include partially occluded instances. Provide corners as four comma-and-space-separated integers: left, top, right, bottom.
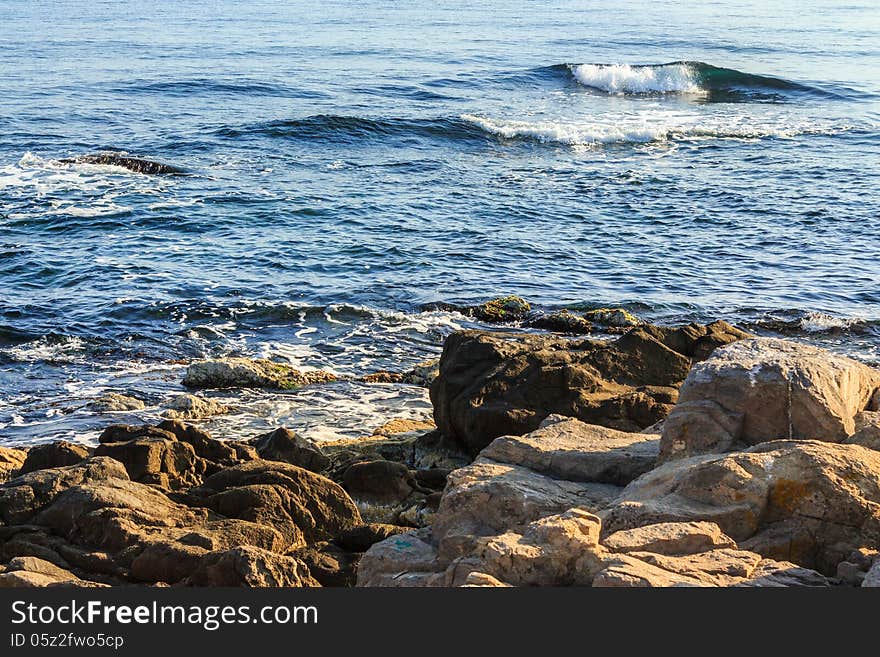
183, 357, 337, 390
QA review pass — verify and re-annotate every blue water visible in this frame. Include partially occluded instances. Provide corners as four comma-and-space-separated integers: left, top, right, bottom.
1, 1, 879, 444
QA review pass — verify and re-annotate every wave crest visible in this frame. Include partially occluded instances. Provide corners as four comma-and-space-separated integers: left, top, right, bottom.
570, 62, 702, 94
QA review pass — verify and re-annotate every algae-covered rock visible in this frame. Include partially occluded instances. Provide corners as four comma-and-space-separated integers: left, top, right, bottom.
183, 358, 337, 389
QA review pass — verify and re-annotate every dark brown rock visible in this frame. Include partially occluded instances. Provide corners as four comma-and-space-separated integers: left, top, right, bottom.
341, 460, 415, 505
19, 442, 90, 475
95, 436, 205, 490
251, 427, 330, 473
296, 543, 358, 587
334, 523, 410, 553
196, 460, 361, 547
183, 546, 320, 587
431, 322, 749, 454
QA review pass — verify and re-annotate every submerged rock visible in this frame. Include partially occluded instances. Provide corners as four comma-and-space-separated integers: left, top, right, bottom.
470, 296, 531, 323
525, 310, 593, 334
162, 393, 229, 420
422, 296, 531, 323
582, 308, 641, 328
86, 393, 145, 413
183, 358, 337, 390
659, 338, 880, 462
56, 153, 184, 175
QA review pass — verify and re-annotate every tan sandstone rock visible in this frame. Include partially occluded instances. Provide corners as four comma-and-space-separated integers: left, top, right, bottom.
660, 338, 880, 461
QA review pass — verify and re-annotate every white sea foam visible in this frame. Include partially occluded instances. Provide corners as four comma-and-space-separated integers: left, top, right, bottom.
463, 114, 664, 145
799, 312, 860, 332
570, 63, 703, 94
462, 113, 851, 147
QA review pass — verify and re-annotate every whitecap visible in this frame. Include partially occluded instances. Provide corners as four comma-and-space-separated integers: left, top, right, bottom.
570, 63, 703, 94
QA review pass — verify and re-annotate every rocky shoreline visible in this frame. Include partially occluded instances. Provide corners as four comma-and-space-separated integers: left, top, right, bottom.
2, 300, 879, 588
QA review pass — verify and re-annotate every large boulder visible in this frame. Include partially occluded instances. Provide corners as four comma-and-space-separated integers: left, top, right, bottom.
183, 546, 319, 587
432, 457, 620, 561
183, 358, 336, 390
660, 338, 880, 461
481, 415, 659, 486
341, 460, 415, 506
156, 420, 257, 466
431, 321, 749, 454
19, 442, 90, 475
603, 440, 880, 574
93, 422, 256, 490
194, 460, 362, 548
0, 556, 100, 588
251, 427, 330, 472
0, 457, 130, 525
95, 434, 204, 490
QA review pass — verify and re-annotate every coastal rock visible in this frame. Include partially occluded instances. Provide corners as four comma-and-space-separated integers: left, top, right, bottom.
0, 447, 27, 481
295, 543, 359, 587
95, 434, 204, 490
863, 559, 880, 587
432, 457, 620, 560
431, 321, 748, 454
183, 358, 337, 390
162, 394, 229, 419
2, 555, 109, 588
659, 338, 880, 461
251, 427, 330, 473
0, 555, 97, 587
460, 572, 512, 587
195, 460, 362, 547
356, 529, 444, 587
845, 411, 880, 451
471, 296, 531, 323
362, 360, 441, 387
86, 393, 145, 413
460, 509, 603, 586
602, 521, 737, 556
402, 359, 441, 386
183, 546, 319, 587
361, 371, 404, 383
835, 548, 879, 585
334, 523, 410, 553
480, 415, 659, 486
372, 418, 436, 437
603, 440, 880, 574
582, 308, 641, 329
19, 441, 90, 475
0, 457, 130, 525
525, 310, 593, 334
591, 551, 828, 587
341, 460, 415, 506
156, 420, 257, 466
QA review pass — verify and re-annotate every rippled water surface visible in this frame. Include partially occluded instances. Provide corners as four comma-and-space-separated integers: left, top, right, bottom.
1, 1, 879, 444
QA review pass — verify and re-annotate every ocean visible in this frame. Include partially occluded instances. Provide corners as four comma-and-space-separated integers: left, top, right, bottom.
1, 0, 878, 445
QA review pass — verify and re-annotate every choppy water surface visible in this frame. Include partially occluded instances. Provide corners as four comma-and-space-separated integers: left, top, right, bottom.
1, 1, 879, 445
